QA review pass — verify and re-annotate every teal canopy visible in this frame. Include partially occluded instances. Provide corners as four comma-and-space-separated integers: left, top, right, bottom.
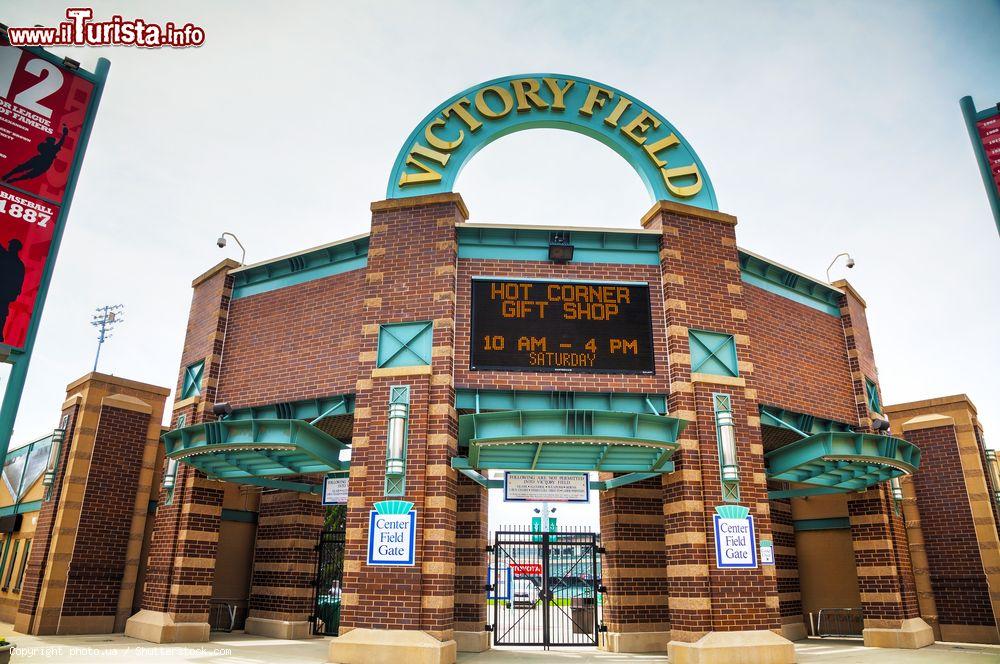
163, 418, 348, 493
458, 409, 687, 473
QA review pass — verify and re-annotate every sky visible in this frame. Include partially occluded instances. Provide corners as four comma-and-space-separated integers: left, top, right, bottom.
2, 2, 998, 528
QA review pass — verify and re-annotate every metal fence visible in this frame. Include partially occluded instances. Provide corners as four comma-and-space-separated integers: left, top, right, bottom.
811, 607, 864, 637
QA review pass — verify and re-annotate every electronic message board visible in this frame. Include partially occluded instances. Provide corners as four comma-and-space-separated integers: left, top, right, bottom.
470, 278, 654, 374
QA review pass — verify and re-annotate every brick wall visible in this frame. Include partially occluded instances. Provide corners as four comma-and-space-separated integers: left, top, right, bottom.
217, 269, 364, 407
744, 285, 856, 423
907, 424, 995, 628
61, 405, 150, 618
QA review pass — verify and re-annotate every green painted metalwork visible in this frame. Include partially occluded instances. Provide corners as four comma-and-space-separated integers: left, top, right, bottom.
221, 508, 258, 523
455, 389, 666, 415
689, 330, 738, 377
794, 517, 850, 531
456, 226, 661, 265
384, 386, 410, 496
386, 73, 717, 209
739, 250, 842, 316
0, 499, 42, 517
759, 405, 855, 438
226, 395, 354, 425
767, 486, 847, 499
960, 96, 1000, 236
163, 418, 348, 487
231, 235, 369, 300
865, 378, 882, 414
377, 322, 433, 368
713, 393, 740, 503
181, 361, 204, 400
459, 409, 686, 472
765, 431, 920, 492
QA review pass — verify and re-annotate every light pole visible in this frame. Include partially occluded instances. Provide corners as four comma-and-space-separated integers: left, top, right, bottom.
91, 304, 123, 372
216, 232, 247, 264
826, 252, 855, 282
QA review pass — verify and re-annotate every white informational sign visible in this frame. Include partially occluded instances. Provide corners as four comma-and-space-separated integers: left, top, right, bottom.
367, 510, 416, 566
713, 514, 758, 569
760, 539, 775, 565
322, 476, 349, 505
503, 472, 590, 503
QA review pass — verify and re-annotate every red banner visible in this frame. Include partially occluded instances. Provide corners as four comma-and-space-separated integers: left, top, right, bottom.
511, 563, 542, 577
977, 114, 1000, 198
0, 36, 94, 349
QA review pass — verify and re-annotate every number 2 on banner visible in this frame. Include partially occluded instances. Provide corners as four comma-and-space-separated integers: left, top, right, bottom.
0, 46, 64, 118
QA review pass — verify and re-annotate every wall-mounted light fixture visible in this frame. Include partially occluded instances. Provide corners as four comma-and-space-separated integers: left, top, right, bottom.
385, 386, 410, 496
42, 426, 66, 500
890, 476, 903, 501
162, 414, 186, 505
548, 232, 574, 263
986, 449, 1000, 507
713, 393, 740, 502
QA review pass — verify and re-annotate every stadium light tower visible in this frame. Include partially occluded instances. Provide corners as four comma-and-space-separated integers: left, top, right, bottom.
91, 304, 124, 372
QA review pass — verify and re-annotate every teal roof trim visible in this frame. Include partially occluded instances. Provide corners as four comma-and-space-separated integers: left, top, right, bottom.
459, 408, 686, 472
455, 389, 666, 415
739, 251, 842, 317
765, 431, 920, 491
231, 236, 369, 300
457, 226, 660, 265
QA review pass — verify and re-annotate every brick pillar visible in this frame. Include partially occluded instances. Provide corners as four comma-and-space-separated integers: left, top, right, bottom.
244, 490, 325, 639
453, 474, 488, 652
884, 395, 1000, 645
643, 201, 793, 663
599, 476, 670, 652
330, 193, 464, 664
14, 374, 168, 635
126, 260, 238, 644
834, 280, 933, 649
847, 486, 926, 646
769, 496, 806, 640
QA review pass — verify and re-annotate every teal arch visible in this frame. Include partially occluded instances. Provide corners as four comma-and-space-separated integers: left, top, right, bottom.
386, 73, 718, 210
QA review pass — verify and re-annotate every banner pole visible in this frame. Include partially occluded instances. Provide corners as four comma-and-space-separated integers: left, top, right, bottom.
0, 56, 110, 466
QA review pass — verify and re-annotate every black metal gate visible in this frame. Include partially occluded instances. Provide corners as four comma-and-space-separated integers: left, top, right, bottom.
311, 528, 345, 636
491, 530, 602, 647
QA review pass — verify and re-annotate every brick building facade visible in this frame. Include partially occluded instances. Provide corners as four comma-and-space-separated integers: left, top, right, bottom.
0, 193, 995, 664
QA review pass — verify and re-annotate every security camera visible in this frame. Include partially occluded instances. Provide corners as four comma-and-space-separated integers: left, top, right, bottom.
872, 418, 891, 433
216, 236, 227, 249
846, 257, 856, 268
212, 402, 233, 418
